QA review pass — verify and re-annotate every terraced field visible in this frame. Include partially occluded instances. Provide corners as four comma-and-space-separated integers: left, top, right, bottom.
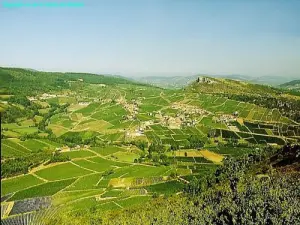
1, 73, 299, 222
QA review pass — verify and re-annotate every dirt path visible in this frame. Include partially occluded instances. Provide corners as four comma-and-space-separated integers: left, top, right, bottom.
70, 161, 99, 173
113, 201, 124, 209
178, 177, 189, 184
30, 172, 49, 182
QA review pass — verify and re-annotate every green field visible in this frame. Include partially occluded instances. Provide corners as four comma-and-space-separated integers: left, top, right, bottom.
90, 146, 127, 156
10, 178, 76, 201
1, 175, 44, 196
34, 163, 92, 181
61, 150, 96, 159
1, 66, 299, 222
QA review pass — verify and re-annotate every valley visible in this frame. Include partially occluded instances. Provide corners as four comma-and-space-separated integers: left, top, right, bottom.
0, 67, 299, 224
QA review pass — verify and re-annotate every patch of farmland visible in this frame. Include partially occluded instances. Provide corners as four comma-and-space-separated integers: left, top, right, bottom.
200, 117, 227, 129
61, 150, 96, 159
47, 124, 69, 136
10, 178, 76, 201
90, 146, 127, 156
2, 130, 21, 138
252, 134, 285, 145
20, 119, 35, 127
96, 178, 111, 188
12, 127, 39, 135
136, 113, 155, 121
149, 124, 165, 131
142, 97, 169, 106
112, 121, 136, 129
101, 189, 123, 198
172, 134, 190, 140
35, 139, 63, 148
139, 104, 163, 113
171, 150, 202, 157
20, 139, 49, 152
144, 131, 161, 143
221, 129, 240, 139
161, 138, 176, 145
72, 159, 113, 173
207, 146, 254, 157
60, 196, 99, 211
75, 103, 101, 116
199, 150, 224, 163
68, 104, 87, 112
88, 157, 129, 168
94, 201, 121, 211
109, 165, 172, 178
52, 189, 104, 206
38, 108, 50, 114
110, 151, 139, 163
2, 123, 20, 129
102, 132, 124, 142
175, 167, 192, 176
66, 173, 104, 191
1, 139, 31, 157
116, 196, 152, 208
188, 164, 218, 175
9, 196, 51, 216
34, 162, 92, 181
145, 180, 185, 195
58, 97, 76, 105
1, 143, 28, 158
1, 174, 45, 196
75, 119, 112, 131
161, 108, 179, 116
59, 119, 75, 128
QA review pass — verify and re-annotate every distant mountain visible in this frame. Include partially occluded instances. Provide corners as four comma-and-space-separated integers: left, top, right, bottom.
132, 74, 298, 89
0, 67, 139, 95
249, 76, 299, 86
279, 80, 300, 91
133, 75, 199, 89
187, 76, 279, 97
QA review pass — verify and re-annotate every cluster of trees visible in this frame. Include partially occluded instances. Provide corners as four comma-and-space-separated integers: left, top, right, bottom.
130, 140, 148, 151
38, 103, 69, 133
45, 151, 70, 165
1, 106, 28, 123
226, 94, 300, 122
45, 145, 300, 225
187, 135, 204, 149
58, 131, 98, 146
1, 152, 51, 178
0, 67, 143, 96
2, 95, 44, 123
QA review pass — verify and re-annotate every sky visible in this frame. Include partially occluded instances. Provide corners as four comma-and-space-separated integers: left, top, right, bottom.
0, 0, 299, 78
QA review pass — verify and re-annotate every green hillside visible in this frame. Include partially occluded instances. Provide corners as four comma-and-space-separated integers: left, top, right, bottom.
45, 144, 300, 225
279, 80, 300, 91
1, 68, 299, 224
0, 67, 140, 95
188, 76, 300, 123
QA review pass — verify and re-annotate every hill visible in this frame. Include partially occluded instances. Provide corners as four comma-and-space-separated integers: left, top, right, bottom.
0, 67, 140, 95
132, 75, 199, 89
188, 76, 279, 96
187, 76, 300, 123
132, 74, 299, 89
1, 68, 299, 224
279, 80, 300, 91
44, 144, 300, 225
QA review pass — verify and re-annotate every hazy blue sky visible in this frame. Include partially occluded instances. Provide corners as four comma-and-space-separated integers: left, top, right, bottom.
0, 0, 299, 77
